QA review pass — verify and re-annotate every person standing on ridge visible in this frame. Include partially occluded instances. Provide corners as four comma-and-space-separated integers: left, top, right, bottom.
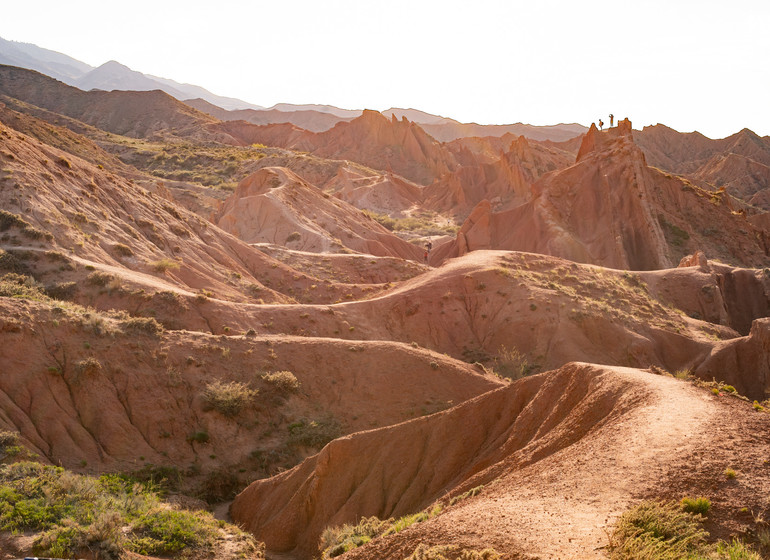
599, 119, 604, 131
609, 114, 614, 127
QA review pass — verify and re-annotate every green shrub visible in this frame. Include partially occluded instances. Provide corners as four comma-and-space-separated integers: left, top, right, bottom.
187, 431, 210, 444
288, 418, 340, 448
202, 381, 257, 417
286, 231, 301, 243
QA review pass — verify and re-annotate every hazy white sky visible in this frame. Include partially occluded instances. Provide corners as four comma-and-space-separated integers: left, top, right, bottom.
1, 0, 768, 138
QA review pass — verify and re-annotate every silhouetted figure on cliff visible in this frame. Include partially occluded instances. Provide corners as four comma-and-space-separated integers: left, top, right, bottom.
599, 119, 604, 131
609, 114, 614, 127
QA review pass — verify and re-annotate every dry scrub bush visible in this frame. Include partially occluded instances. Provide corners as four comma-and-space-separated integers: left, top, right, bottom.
405, 544, 501, 560
608, 500, 707, 559
492, 346, 535, 381
201, 381, 257, 417
609, 500, 762, 559
76, 357, 102, 375
122, 317, 164, 336
261, 370, 300, 394
112, 243, 134, 257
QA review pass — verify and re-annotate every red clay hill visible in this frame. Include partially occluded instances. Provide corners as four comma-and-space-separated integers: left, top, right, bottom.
433, 119, 770, 270
218, 110, 459, 186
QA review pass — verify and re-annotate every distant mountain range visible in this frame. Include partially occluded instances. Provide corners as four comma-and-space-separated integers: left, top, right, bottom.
0, 35, 588, 142
0, 36, 263, 111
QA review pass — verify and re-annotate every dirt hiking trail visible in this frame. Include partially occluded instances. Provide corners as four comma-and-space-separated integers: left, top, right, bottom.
235, 363, 770, 560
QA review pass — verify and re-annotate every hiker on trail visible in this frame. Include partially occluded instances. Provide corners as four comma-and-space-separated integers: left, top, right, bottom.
599, 119, 604, 131
426, 241, 433, 252
424, 250, 429, 264
609, 114, 614, 127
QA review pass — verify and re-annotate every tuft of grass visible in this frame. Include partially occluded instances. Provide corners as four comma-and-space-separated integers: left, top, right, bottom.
724, 468, 737, 479
680, 497, 711, 516
151, 258, 180, 273
319, 516, 391, 559
448, 485, 484, 507
201, 381, 257, 417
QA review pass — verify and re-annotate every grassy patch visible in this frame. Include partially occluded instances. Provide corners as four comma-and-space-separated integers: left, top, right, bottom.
319, 505, 443, 558
0, 461, 263, 559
